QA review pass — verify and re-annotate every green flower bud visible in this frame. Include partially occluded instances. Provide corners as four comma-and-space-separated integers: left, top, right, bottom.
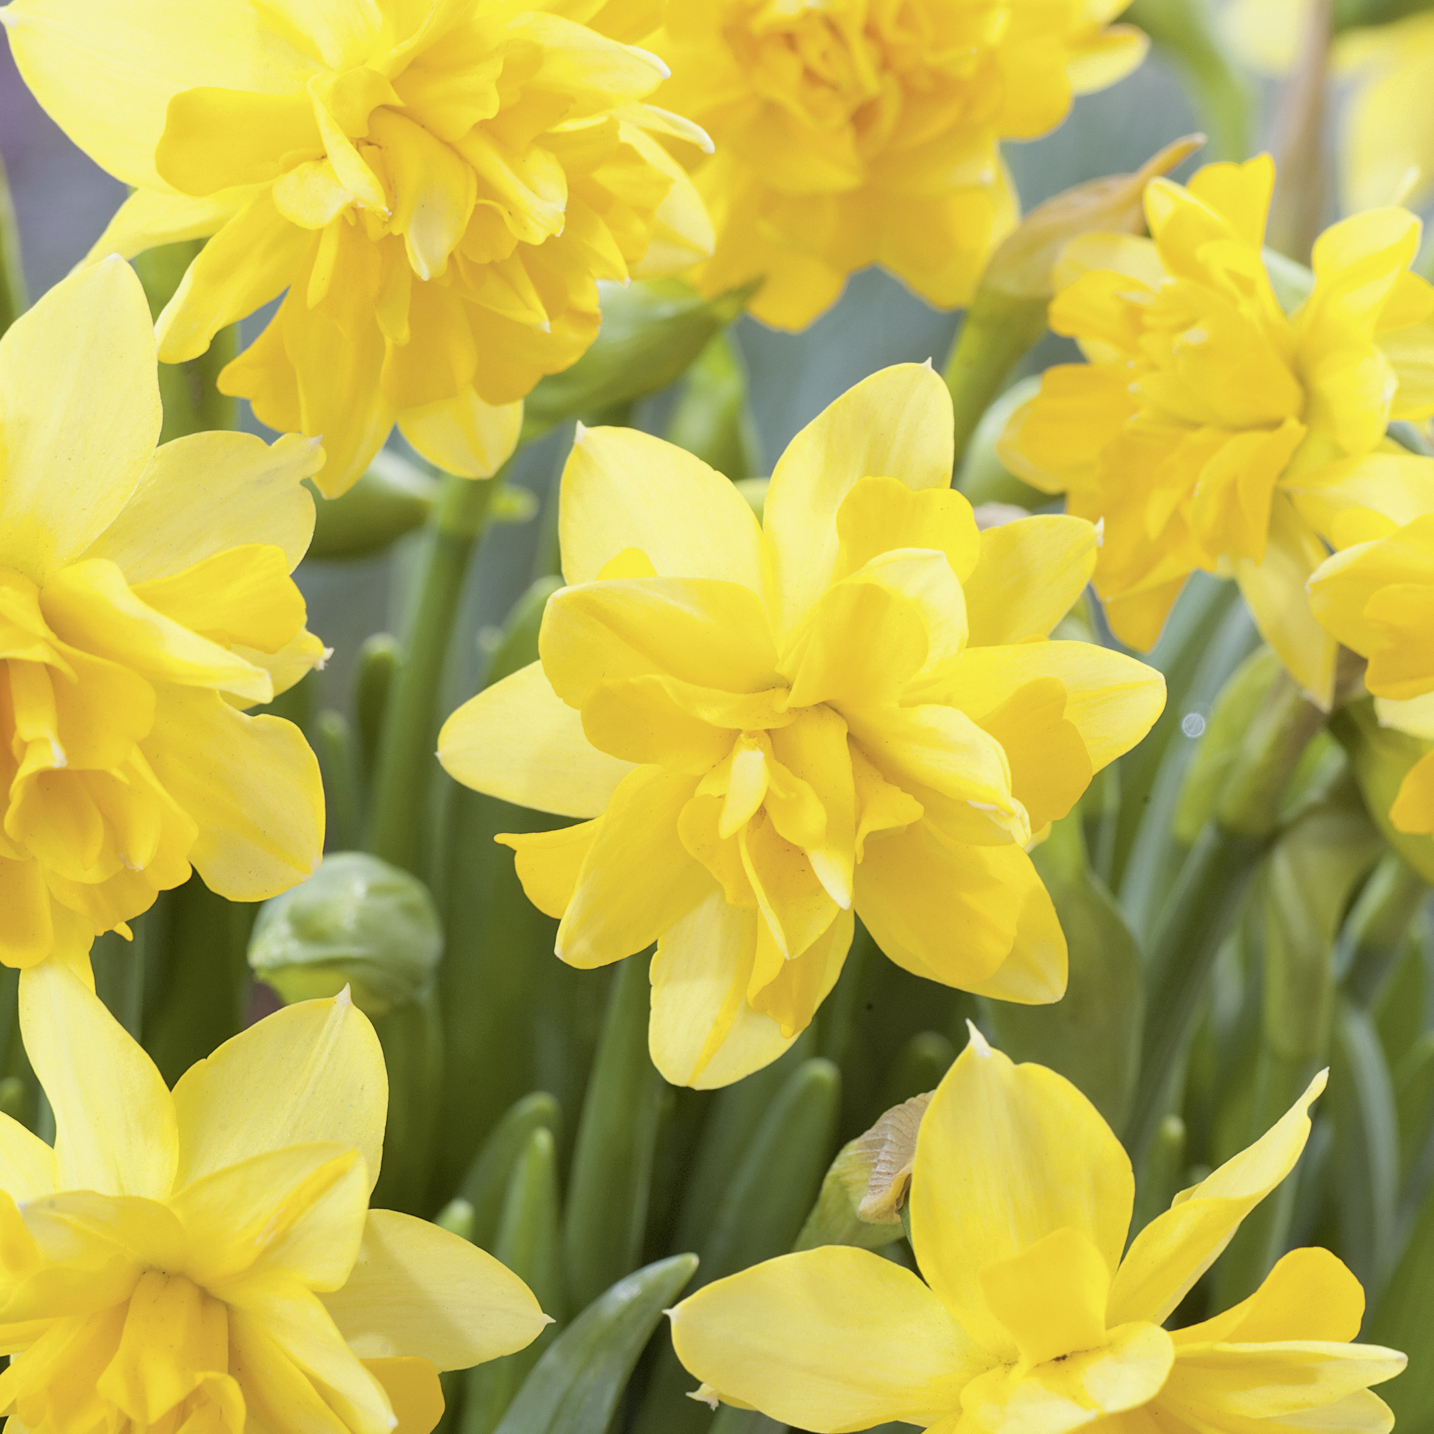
248, 852, 443, 1017
307, 449, 439, 561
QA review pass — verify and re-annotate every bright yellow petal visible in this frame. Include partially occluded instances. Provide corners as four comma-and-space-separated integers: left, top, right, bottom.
18, 962, 178, 1200
1107, 1071, 1326, 1327
0, 258, 161, 584
908, 1028, 1133, 1358
964, 517, 1099, 647
397, 391, 522, 480
85, 187, 244, 263
364, 1357, 445, 1434
559, 425, 764, 592
170, 989, 386, 1191
0, 1109, 56, 1203
763, 364, 955, 646
1173, 1247, 1364, 1346
668, 1246, 988, 1433
438, 661, 633, 819
82, 431, 321, 581
322, 1210, 548, 1372
143, 687, 323, 900
978, 1226, 1110, 1367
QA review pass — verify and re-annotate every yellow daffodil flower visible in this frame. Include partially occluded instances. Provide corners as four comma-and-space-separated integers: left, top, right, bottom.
1002, 155, 1434, 707
643, 0, 1149, 331
0, 963, 548, 1431
438, 364, 1164, 1088
0, 0, 714, 495
670, 1026, 1406, 1434
1310, 512, 1434, 830
0, 258, 325, 974
1223, 0, 1434, 214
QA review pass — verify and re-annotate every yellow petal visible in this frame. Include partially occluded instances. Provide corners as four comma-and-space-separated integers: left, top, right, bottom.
648, 893, 795, 1089
397, 390, 522, 480
18, 962, 178, 1199
0, 0, 317, 190
156, 86, 323, 195
763, 364, 955, 646
498, 821, 598, 919
560, 425, 763, 592
1107, 1070, 1327, 1327
909, 1029, 1133, 1358
834, 476, 981, 585
86, 187, 245, 263
0, 1108, 56, 1203
669, 1246, 988, 1433
962, 869, 1067, 1006
964, 517, 1099, 647
170, 989, 386, 1191
0, 258, 161, 584
555, 767, 713, 968
322, 1210, 548, 1371
438, 661, 633, 819
979, 1226, 1111, 1367
364, 1357, 446, 1434
82, 431, 321, 581
1067, 25, 1149, 93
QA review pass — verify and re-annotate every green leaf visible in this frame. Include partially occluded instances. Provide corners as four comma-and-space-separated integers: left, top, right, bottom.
562, 955, 665, 1313
1369, 1180, 1434, 1431
1395, 1033, 1434, 1189
664, 329, 760, 480
457, 1092, 563, 1253
493, 1254, 699, 1434
0, 154, 26, 337
307, 449, 440, 560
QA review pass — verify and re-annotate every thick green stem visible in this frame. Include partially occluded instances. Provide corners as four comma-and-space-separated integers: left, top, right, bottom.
0, 154, 26, 338
942, 291, 1047, 474
367, 473, 501, 874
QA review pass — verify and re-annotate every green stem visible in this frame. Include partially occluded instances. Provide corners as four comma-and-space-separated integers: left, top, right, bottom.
942, 291, 1048, 474
1124, 825, 1268, 1162
366, 472, 501, 874
0, 154, 26, 337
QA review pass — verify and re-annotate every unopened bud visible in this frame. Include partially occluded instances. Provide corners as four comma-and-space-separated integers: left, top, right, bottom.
248, 851, 443, 1017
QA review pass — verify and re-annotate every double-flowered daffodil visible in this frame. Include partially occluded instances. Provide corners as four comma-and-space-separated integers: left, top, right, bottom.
438, 364, 1164, 1088
0, 963, 547, 1432
1003, 155, 1434, 707
644, 0, 1148, 330
0, 0, 713, 495
1310, 512, 1434, 832
0, 258, 324, 974
670, 1027, 1406, 1434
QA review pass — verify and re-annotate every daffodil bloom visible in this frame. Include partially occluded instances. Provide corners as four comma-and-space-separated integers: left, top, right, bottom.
670, 1027, 1406, 1434
0, 0, 714, 496
1002, 155, 1434, 707
438, 365, 1164, 1088
0, 964, 547, 1431
1310, 512, 1434, 831
0, 258, 325, 973
644, 0, 1149, 331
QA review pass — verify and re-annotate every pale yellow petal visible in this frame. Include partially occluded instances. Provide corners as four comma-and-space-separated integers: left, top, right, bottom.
322, 1210, 548, 1371
908, 1029, 1133, 1357
560, 425, 764, 592
0, 1110, 56, 1203
0, 258, 161, 583
1107, 1071, 1326, 1327
18, 962, 178, 1200
964, 517, 1099, 647
86, 188, 248, 263
170, 989, 386, 1191
763, 364, 955, 645
82, 431, 321, 581
669, 1246, 987, 1433
397, 391, 522, 481
438, 660, 633, 819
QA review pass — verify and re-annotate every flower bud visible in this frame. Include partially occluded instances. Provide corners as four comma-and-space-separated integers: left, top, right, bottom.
1333, 698, 1434, 883
248, 851, 443, 1017
307, 448, 439, 560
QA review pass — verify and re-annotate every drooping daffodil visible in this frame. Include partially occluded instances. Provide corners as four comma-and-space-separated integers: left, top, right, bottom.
439, 364, 1165, 1089
0, 963, 548, 1430
645, 0, 1148, 331
0, 257, 325, 974
1310, 512, 1434, 831
670, 1027, 1405, 1434
1002, 155, 1434, 707
0, 0, 713, 494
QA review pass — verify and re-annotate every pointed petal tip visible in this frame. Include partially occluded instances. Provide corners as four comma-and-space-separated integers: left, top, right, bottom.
965, 1019, 993, 1056
574, 420, 588, 442
335, 984, 353, 1010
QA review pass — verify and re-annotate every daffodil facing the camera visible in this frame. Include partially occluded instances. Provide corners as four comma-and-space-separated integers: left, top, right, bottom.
0, 963, 548, 1431
0, 0, 714, 494
1310, 512, 1434, 832
1003, 155, 1434, 707
645, 0, 1148, 330
670, 1027, 1405, 1434
439, 364, 1164, 1088
0, 258, 324, 973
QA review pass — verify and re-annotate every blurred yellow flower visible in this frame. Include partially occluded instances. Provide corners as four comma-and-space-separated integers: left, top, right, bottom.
0, 258, 325, 974
0, 0, 714, 496
1003, 155, 1434, 707
670, 1027, 1405, 1434
1223, 0, 1434, 214
438, 364, 1164, 1089
644, 0, 1149, 330
0, 965, 547, 1431
1310, 512, 1434, 831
